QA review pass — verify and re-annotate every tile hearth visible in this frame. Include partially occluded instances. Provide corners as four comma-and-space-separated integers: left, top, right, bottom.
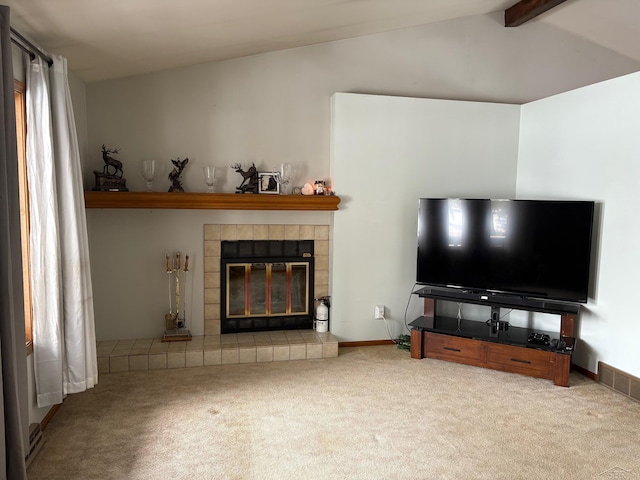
97, 330, 338, 374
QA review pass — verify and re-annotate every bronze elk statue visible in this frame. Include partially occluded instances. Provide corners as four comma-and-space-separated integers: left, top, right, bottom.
101, 144, 124, 178
230, 162, 258, 194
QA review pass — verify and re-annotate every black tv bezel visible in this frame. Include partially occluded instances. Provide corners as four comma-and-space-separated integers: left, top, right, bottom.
416, 198, 595, 304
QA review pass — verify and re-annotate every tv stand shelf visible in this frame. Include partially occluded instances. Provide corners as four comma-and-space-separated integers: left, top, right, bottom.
409, 289, 579, 387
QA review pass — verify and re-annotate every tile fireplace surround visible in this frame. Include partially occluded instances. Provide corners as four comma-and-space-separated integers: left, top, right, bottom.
97, 223, 336, 374
204, 223, 330, 336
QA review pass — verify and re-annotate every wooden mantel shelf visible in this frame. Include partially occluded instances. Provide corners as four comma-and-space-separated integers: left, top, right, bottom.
84, 191, 341, 211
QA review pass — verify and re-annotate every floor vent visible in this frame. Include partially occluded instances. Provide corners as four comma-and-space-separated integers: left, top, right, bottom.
25, 423, 44, 468
598, 362, 640, 403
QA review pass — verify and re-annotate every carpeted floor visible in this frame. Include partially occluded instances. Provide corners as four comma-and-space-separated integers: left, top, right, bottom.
27, 346, 640, 480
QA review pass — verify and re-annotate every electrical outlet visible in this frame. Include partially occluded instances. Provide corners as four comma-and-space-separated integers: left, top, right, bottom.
374, 305, 385, 319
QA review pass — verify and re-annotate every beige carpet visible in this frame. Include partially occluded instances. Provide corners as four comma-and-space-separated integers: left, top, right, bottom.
27, 346, 640, 480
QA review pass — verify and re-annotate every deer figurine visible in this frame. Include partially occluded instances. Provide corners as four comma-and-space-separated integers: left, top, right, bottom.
101, 144, 123, 178
230, 162, 258, 194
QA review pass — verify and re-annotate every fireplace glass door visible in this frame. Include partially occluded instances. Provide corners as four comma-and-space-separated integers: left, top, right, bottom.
226, 262, 310, 321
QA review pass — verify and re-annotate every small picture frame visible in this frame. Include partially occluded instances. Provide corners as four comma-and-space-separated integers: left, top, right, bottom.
258, 172, 279, 194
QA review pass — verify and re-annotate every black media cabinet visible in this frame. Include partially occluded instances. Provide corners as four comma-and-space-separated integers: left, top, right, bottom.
409, 287, 579, 387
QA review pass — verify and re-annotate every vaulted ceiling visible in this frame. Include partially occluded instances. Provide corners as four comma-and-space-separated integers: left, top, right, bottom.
6, 0, 640, 83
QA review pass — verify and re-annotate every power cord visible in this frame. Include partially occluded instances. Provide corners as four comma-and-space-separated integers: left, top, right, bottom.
381, 311, 412, 349
381, 314, 397, 344
456, 302, 463, 333
404, 282, 420, 334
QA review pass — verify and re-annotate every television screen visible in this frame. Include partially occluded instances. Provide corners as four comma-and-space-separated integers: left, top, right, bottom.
416, 198, 595, 303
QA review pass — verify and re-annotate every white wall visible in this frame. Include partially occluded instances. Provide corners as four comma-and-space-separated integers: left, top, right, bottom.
517, 72, 640, 377
331, 76, 640, 376
84, 13, 638, 193
330, 93, 521, 341
85, 13, 639, 342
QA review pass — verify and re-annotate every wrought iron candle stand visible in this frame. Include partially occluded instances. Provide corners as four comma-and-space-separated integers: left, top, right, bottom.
162, 252, 192, 342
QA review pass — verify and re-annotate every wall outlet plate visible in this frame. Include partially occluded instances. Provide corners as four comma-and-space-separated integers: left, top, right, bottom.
374, 305, 385, 319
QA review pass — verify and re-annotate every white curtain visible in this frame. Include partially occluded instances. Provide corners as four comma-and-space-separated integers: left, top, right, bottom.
26, 55, 97, 408
50, 56, 97, 395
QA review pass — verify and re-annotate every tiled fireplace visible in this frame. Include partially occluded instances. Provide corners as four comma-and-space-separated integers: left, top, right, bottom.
204, 224, 330, 336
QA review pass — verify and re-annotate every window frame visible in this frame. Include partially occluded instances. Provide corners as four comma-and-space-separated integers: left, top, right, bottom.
14, 79, 33, 355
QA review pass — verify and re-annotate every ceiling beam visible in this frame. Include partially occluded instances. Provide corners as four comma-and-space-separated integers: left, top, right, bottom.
504, 0, 567, 27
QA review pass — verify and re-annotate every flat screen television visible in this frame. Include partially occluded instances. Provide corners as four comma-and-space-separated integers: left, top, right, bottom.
416, 198, 595, 303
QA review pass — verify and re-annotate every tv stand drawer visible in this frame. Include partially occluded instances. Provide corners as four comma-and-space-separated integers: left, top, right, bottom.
424, 333, 485, 365
485, 343, 552, 379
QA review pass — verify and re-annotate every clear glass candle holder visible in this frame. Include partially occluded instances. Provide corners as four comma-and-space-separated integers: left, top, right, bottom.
141, 160, 156, 192
203, 165, 217, 193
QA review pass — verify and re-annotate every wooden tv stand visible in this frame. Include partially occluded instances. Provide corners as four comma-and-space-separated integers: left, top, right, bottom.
409, 287, 579, 387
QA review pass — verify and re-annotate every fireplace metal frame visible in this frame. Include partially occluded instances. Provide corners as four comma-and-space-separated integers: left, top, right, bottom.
220, 240, 315, 334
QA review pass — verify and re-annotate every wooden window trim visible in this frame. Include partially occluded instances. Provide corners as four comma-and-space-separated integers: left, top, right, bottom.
14, 79, 33, 355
